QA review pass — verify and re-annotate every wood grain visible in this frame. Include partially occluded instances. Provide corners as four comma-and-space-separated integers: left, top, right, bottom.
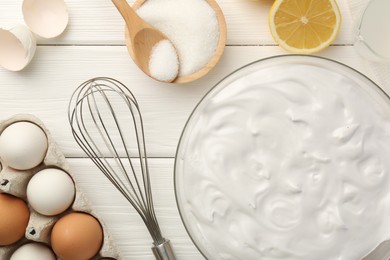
0, 2, 380, 259
0, 0, 354, 45
0, 46, 378, 158
68, 158, 203, 260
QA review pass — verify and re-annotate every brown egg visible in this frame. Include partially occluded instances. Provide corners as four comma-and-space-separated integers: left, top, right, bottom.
0, 193, 30, 245
51, 212, 103, 260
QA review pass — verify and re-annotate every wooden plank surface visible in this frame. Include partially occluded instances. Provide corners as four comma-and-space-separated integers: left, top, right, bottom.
68, 158, 203, 260
0, 0, 354, 45
0, 46, 375, 158
1, 1, 385, 259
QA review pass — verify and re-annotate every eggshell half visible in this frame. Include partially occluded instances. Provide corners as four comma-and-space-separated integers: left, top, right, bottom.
22, 0, 69, 38
0, 25, 36, 71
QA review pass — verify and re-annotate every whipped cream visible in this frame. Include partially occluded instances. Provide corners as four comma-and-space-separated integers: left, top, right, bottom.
176, 59, 390, 260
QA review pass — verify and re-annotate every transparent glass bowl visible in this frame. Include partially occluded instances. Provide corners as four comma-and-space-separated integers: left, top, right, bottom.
174, 55, 390, 260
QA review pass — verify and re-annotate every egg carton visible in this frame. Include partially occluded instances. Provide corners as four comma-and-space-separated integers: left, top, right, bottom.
0, 114, 121, 260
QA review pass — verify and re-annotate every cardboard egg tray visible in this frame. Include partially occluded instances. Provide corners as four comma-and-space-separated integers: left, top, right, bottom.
0, 114, 121, 260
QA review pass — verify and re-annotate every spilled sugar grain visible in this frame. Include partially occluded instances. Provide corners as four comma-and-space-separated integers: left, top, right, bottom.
148, 40, 179, 82
137, 0, 219, 77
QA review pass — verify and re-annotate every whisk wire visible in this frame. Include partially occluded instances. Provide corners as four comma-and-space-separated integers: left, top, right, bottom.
73, 85, 154, 233
122, 90, 165, 244
87, 85, 147, 212
68, 77, 166, 245
72, 88, 140, 211
121, 92, 164, 242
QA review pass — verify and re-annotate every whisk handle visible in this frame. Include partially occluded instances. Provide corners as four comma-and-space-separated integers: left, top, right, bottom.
152, 239, 176, 260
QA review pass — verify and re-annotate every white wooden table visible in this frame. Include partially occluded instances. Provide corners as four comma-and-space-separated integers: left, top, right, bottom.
0, 1, 385, 259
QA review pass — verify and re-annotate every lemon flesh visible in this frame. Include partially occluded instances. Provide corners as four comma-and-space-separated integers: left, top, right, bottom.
269, 0, 341, 54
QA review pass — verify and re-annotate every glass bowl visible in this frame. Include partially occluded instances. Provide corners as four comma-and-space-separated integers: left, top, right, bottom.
174, 55, 390, 260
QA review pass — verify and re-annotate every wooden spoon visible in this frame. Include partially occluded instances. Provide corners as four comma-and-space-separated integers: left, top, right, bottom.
125, 0, 227, 84
111, 0, 179, 82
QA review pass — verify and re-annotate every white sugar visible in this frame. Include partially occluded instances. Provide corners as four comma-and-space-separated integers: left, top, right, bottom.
149, 40, 179, 82
137, 0, 220, 77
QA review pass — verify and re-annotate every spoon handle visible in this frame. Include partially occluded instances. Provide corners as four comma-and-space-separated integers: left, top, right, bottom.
111, 0, 144, 38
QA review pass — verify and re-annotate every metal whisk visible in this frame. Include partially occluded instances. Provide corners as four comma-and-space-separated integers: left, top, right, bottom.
68, 77, 176, 260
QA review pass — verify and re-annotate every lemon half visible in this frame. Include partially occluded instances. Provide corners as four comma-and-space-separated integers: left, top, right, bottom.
269, 0, 342, 54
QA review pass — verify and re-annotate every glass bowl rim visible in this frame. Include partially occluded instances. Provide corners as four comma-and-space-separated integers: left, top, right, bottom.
173, 54, 389, 260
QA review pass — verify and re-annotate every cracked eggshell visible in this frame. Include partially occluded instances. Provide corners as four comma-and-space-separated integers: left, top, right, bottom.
22, 0, 69, 39
0, 25, 36, 71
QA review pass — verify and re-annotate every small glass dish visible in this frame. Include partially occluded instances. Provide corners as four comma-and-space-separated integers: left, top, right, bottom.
354, 0, 390, 62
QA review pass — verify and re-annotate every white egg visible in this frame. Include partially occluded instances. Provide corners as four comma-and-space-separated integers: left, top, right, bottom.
10, 243, 56, 260
27, 168, 75, 216
0, 122, 48, 170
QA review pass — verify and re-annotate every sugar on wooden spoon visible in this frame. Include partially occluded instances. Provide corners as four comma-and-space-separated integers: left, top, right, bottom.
112, 0, 179, 82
